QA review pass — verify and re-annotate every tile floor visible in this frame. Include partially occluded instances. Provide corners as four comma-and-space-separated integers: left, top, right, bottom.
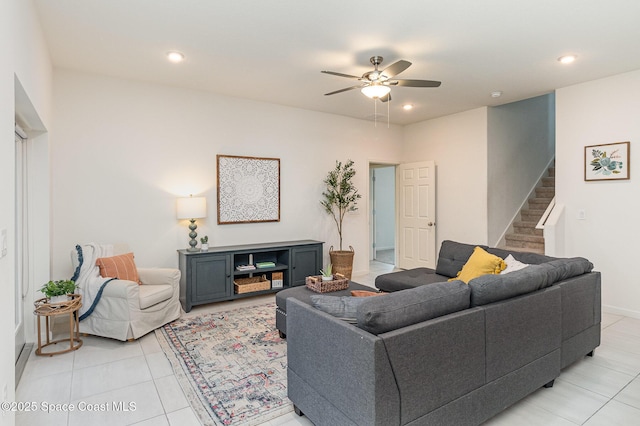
16, 261, 640, 425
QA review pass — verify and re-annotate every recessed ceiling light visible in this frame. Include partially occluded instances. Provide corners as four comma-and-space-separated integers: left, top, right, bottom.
491, 91, 503, 98
402, 104, 413, 111
167, 51, 185, 63
558, 55, 577, 64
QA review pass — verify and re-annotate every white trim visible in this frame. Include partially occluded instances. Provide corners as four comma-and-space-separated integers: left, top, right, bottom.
536, 197, 556, 230
15, 123, 27, 139
603, 304, 640, 320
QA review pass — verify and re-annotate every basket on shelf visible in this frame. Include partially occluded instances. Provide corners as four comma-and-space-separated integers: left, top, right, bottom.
234, 275, 271, 294
306, 273, 349, 293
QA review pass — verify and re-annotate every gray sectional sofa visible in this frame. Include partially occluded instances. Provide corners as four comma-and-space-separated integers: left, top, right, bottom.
286, 240, 601, 426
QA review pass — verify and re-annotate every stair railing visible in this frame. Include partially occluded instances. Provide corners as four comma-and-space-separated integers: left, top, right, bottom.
535, 197, 556, 230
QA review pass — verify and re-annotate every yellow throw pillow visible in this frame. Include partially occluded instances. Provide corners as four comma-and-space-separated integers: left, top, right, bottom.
96, 252, 142, 284
450, 246, 506, 284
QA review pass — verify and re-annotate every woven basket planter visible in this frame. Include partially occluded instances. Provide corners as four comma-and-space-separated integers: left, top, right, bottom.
329, 246, 354, 280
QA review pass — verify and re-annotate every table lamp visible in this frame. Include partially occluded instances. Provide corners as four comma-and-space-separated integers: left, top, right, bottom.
177, 195, 206, 252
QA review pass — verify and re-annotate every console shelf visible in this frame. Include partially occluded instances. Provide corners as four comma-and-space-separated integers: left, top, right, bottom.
177, 240, 323, 312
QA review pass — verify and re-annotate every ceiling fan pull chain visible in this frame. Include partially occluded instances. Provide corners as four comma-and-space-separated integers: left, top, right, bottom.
374, 97, 378, 127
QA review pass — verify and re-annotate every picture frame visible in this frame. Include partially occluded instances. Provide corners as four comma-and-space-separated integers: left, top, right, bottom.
217, 154, 281, 224
584, 141, 630, 181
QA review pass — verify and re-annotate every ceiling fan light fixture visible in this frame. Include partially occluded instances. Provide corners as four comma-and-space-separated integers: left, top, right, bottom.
558, 55, 577, 64
167, 51, 185, 63
361, 84, 391, 99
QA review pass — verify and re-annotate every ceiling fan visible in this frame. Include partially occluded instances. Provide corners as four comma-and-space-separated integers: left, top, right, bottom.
322, 56, 441, 102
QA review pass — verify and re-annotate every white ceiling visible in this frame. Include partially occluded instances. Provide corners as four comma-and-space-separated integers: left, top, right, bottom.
33, 0, 640, 125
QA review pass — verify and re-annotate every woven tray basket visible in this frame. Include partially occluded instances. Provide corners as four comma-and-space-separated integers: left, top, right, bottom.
305, 273, 349, 293
234, 275, 270, 294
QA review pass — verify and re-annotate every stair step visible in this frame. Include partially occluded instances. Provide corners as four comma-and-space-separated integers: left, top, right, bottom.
506, 234, 544, 244
541, 177, 555, 187
504, 245, 545, 255
548, 167, 555, 178
520, 209, 545, 222
513, 222, 543, 236
528, 198, 553, 209
535, 187, 555, 197
505, 234, 545, 251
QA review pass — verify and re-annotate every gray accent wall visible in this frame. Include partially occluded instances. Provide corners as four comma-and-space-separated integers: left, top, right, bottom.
487, 94, 556, 245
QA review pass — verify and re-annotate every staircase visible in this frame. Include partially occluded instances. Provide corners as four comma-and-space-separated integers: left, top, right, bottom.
504, 163, 555, 254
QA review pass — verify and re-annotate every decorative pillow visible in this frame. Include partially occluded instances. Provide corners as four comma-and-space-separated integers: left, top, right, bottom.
501, 254, 530, 274
450, 246, 506, 284
96, 252, 141, 284
357, 280, 471, 335
310, 295, 366, 324
351, 290, 386, 297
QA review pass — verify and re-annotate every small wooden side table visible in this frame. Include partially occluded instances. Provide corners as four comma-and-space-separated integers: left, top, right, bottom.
34, 294, 83, 356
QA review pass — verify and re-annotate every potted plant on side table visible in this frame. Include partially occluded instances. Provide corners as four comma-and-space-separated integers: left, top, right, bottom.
40, 280, 77, 304
200, 235, 209, 251
320, 159, 362, 279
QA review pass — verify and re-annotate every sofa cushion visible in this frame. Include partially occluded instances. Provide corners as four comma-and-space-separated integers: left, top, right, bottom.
435, 240, 485, 277
310, 295, 367, 324
138, 283, 173, 309
375, 268, 448, 292
357, 280, 470, 335
452, 246, 506, 284
542, 257, 594, 283
96, 252, 141, 284
469, 264, 551, 306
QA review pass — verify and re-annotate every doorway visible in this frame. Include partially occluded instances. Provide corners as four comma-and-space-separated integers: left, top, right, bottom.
370, 164, 396, 265
14, 125, 30, 383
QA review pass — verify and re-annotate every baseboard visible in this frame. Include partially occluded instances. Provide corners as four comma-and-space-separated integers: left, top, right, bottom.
602, 304, 640, 320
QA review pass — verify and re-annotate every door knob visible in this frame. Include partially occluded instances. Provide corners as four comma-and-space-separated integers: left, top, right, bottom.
427, 222, 435, 227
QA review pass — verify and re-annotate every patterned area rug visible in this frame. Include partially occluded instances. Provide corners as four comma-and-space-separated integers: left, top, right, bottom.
156, 302, 291, 425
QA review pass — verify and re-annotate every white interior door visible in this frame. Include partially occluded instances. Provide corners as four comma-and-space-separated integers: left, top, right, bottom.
397, 161, 436, 269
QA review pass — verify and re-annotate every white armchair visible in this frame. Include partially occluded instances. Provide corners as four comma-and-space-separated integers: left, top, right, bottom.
71, 245, 181, 341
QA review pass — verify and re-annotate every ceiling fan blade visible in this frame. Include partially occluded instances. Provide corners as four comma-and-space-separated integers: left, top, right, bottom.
379, 93, 392, 103
380, 60, 411, 79
321, 70, 361, 79
392, 79, 442, 87
324, 85, 362, 96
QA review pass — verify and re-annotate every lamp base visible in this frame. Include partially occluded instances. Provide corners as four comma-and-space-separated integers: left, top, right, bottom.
187, 219, 199, 252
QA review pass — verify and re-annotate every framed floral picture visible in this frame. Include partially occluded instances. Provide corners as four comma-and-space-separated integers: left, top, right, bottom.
584, 141, 630, 181
217, 154, 281, 224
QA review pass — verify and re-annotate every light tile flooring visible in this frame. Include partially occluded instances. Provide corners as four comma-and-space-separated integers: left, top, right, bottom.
16, 261, 640, 425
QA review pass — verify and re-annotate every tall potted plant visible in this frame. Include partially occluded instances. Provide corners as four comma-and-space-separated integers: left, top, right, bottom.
321, 159, 362, 279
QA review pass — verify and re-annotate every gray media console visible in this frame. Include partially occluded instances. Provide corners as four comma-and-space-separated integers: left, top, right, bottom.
177, 240, 323, 312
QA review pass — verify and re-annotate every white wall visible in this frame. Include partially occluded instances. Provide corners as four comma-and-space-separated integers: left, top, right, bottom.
556, 69, 640, 318
487, 94, 555, 245
2, 0, 52, 421
403, 108, 489, 249
51, 70, 403, 279
0, 2, 16, 419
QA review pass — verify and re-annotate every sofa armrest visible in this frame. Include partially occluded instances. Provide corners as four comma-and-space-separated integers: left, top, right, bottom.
287, 298, 400, 426
99, 279, 139, 299
137, 268, 180, 286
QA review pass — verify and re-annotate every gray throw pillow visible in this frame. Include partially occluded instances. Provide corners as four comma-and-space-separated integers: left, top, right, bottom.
310, 295, 366, 324
357, 280, 470, 335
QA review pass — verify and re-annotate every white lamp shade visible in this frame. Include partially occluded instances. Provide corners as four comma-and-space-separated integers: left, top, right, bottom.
361, 84, 391, 99
177, 196, 206, 219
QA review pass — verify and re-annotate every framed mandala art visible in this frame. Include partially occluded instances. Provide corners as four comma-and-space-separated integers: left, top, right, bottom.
217, 155, 281, 224
584, 141, 630, 181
